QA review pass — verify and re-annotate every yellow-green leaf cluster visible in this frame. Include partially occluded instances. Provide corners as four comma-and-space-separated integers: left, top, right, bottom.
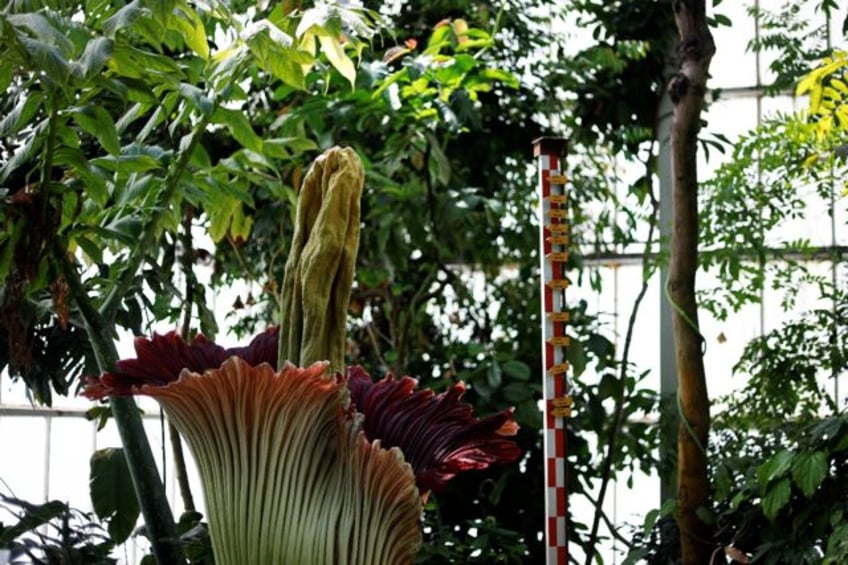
797, 50, 848, 141
291, 3, 378, 89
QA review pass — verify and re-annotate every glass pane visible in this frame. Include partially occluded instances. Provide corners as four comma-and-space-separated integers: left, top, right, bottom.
760, 94, 797, 119
617, 266, 661, 391
701, 96, 760, 178
47, 418, 96, 510
710, 3, 757, 89
0, 417, 47, 503
0, 370, 35, 406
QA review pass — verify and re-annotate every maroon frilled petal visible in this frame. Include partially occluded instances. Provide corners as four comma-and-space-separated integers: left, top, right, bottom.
345, 365, 522, 493
225, 327, 280, 366
82, 327, 280, 399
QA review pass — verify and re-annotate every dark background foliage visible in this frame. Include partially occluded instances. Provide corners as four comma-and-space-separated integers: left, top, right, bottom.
1, 0, 847, 563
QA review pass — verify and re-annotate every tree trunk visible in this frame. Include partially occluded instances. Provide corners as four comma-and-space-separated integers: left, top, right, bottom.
668, 1, 715, 563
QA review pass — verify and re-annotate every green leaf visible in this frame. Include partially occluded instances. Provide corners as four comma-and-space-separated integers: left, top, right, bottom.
501, 359, 531, 381
212, 107, 262, 152
296, 5, 334, 38
695, 505, 715, 525
91, 153, 161, 173
372, 67, 407, 98
71, 36, 114, 80
71, 105, 121, 156
263, 137, 318, 158
244, 19, 293, 50
425, 132, 450, 185
457, 37, 493, 52
501, 382, 532, 403
179, 83, 213, 117
116, 102, 152, 134
137, 93, 176, 142
229, 203, 253, 243
195, 283, 219, 336
17, 36, 71, 84
53, 146, 108, 205
0, 126, 44, 185
73, 233, 104, 264
567, 338, 587, 377
486, 360, 502, 388
0, 60, 14, 92
514, 397, 541, 429
425, 22, 452, 53
189, 142, 211, 169
172, 2, 209, 59
758, 449, 794, 494
0, 496, 68, 545
712, 13, 732, 27
208, 197, 239, 242
108, 44, 181, 81
811, 416, 843, 443
622, 548, 649, 565
586, 333, 615, 365
761, 477, 791, 521
642, 508, 661, 537
102, 215, 144, 244
90, 448, 140, 544
8, 13, 73, 53
103, 0, 143, 36
85, 405, 112, 431
791, 451, 828, 498
243, 22, 304, 89
0, 91, 43, 138
480, 68, 520, 89
319, 34, 356, 88
598, 373, 621, 400
195, 173, 254, 206
106, 44, 144, 78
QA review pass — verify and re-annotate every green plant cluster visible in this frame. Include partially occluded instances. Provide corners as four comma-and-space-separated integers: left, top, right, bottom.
0, 0, 380, 405
628, 2, 848, 563
0, 494, 115, 565
1, 0, 847, 563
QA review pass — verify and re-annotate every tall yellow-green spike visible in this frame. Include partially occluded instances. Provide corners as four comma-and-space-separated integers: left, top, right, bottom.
279, 146, 364, 374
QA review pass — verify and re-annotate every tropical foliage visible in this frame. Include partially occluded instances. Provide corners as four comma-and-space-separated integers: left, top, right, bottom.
1, 0, 847, 563
630, 3, 848, 563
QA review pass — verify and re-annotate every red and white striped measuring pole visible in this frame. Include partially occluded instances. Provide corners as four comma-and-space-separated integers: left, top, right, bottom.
534, 137, 571, 565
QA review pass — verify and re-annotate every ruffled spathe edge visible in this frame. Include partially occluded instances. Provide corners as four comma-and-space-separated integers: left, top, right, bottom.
82, 327, 522, 496
346, 365, 522, 493
82, 327, 279, 399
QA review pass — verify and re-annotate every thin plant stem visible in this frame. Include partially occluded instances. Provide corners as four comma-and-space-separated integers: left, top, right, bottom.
584, 152, 660, 564
53, 240, 184, 564
173, 206, 197, 512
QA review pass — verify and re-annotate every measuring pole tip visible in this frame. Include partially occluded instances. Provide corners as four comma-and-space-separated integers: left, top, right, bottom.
532, 137, 568, 157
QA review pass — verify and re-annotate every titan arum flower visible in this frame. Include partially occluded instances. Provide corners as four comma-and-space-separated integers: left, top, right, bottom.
83, 329, 521, 564
84, 147, 521, 563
